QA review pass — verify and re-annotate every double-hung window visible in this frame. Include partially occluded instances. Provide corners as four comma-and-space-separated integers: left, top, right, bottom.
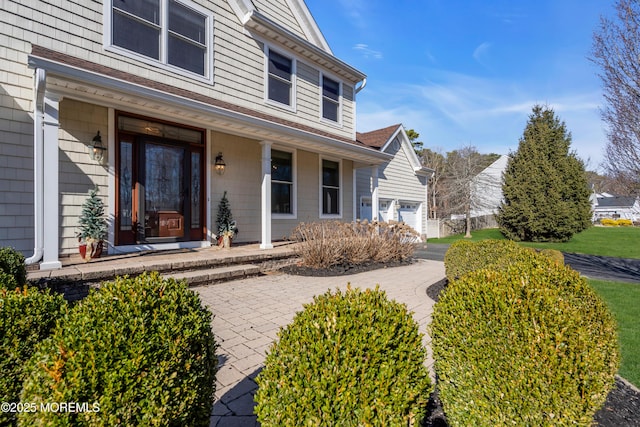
110, 0, 211, 78
321, 159, 341, 216
267, 49, 294, 107
321, 75, 341, 123
272, 150, 295, 216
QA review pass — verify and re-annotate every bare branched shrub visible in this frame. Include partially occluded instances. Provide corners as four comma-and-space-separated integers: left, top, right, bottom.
291, 220, 419, 269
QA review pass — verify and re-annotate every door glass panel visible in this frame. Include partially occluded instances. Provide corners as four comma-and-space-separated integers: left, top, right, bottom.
120, 141, 133, 231
191, 152, 200, 229
144, 144, 184, 238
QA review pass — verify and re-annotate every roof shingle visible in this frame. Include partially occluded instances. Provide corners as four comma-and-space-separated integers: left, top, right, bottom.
356, 124, 401, 149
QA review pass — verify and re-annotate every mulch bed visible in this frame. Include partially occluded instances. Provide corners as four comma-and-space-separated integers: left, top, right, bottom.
281, 260, 640, 426
280, 259, 414, 277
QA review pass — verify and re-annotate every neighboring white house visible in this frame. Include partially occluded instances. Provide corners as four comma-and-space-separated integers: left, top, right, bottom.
591, 193, 640, 222
355, 124, 434, 238
0, 0, 392, 269
470, 154, 509, 217
450, 154, 508, 221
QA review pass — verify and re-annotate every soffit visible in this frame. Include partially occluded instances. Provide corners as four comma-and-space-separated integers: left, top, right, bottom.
34, 60, 387, 165
244, 11, 366, 84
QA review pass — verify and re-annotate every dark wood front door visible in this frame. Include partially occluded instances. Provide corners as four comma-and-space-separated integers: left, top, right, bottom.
116, 115, 204, 245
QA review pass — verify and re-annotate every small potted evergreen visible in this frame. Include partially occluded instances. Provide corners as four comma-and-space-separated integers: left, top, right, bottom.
77, 187, 107, 261
216, 191, 237, 248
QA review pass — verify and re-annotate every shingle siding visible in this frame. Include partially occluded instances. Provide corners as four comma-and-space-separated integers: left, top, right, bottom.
58, 99, 109, 255
1, 0, 364, 254
6, 0, 356, 138
356, 136, 428, 233
252, 0, 306, 39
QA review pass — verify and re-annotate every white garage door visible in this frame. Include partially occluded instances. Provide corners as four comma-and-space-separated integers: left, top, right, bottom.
360, 199, 393, 222
398, 202, 420, 233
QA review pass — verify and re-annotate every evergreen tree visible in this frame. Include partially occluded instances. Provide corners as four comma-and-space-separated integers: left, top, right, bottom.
496, 105, 591, 242
216, 191, 236, 235
78, 187, 107, 241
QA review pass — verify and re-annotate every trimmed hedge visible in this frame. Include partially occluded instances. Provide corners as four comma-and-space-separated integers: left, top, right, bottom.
19, 272, 218, 427
255, 286, 432, 426
600, 218, 633, 227
431, 254, 619, 426
539, 248, 565, 264
443, 239, 526, 280
0, 247, 27, 288
0, 286, 67, 426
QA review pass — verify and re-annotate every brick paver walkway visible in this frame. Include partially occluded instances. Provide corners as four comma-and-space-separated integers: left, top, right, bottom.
195, 259, 446, 426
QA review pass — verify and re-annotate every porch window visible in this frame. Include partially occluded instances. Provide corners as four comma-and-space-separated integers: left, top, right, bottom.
322, 75, 341, 123
267, 49, 294, 107
110, 0, 211, 78
321, 159, 341, 216
271, 150, 294, 215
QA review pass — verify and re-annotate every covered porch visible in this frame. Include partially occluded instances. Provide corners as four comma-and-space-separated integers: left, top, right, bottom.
27, 47, 390, 271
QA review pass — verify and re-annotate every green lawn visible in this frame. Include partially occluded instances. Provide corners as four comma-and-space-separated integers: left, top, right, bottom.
428, 226, 640, 259
589, 279, 640, 388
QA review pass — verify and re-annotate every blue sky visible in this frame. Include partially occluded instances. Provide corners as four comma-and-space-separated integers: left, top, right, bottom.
304, 0, 615, 169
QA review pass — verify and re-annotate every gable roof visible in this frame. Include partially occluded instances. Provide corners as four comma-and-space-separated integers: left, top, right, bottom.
596, 196, 638, 208
229, 0, 331, 53
357, 124, 433, 177
356, 124, 402, 149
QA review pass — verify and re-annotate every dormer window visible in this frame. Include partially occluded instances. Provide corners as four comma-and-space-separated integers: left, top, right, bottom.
322, 75, 341, 123
109, 0, 212, 79
266, 48, 295, 108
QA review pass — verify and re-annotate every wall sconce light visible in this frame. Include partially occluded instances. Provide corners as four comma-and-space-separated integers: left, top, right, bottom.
215, 152, 226, 175
88, 131, 106, 163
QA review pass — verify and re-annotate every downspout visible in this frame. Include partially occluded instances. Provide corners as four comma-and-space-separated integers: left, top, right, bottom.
25, 68, 45, 265
355, 77, 367, 94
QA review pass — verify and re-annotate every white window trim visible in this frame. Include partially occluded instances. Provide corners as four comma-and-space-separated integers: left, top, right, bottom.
264, 45, 297, 112
103, 0, 215, 84
319, 156, 342, 218
319, 71, 343, 127
272, 146, 297, 219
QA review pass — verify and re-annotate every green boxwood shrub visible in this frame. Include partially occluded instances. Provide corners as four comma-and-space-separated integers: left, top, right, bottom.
0, 286, 67, 426
431, 256, 619, 426
255, 286, 432, 426
539, 248, 565, 264
0, 247, 27, 288
443, 239, 527, 280
19, 272, 218, 427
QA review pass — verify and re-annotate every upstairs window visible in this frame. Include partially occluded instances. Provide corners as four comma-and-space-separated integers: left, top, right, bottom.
267, 49, 294, 107
110, 0, 211, 78
322, 75, 341, 123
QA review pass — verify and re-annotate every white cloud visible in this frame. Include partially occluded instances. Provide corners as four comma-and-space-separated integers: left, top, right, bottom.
353, 44, 383, 60
337, 0, 368, 30
472, 42, 492, 64
355, 71, 607, 163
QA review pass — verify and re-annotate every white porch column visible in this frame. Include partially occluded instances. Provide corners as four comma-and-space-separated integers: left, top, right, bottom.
260, 141, 273, 249
40, 93, 62, 270
371, 166, 379, 222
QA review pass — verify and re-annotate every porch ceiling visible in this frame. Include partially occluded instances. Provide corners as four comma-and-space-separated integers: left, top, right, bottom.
29, 50, 389, 166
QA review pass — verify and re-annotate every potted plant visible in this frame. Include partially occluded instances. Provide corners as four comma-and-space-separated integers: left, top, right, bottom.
77, 186, 107, 261
216, 191, 238, 248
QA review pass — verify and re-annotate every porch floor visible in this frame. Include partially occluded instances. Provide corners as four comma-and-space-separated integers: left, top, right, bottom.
27, 242, 298, 285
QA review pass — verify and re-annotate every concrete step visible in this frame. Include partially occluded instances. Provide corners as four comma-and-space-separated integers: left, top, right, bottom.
164, 264, 262, 286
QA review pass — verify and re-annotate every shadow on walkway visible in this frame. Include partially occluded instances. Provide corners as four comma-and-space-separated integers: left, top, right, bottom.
211, 365, 261, 426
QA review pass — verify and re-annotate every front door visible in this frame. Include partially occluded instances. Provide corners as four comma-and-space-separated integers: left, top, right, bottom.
143, 142, 185, 239
116, 114, 205, 245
